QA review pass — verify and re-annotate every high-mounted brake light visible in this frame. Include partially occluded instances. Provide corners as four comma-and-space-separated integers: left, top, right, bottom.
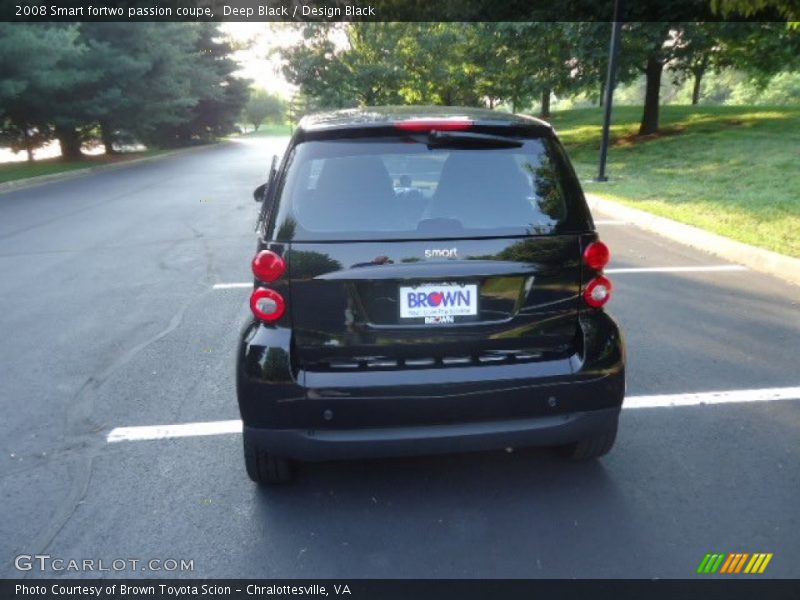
250, 287, 286, 322
395, 118, 473, 132
584, 276, 613, 308
583, 241, 610, 270
252, 250, 286, 282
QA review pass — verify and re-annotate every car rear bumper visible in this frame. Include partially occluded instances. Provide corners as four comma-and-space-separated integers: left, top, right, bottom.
244, 407, 620, 461
236, 309, 625, 460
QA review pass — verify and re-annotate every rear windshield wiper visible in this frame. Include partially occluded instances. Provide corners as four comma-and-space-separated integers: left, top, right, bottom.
427, 130, 524, 149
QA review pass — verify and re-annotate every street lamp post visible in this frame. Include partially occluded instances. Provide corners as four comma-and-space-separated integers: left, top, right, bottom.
595, 0, 623, 182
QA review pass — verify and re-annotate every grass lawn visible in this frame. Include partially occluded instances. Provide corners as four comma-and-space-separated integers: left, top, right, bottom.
0, 149, 168, 185
551, 105, 800, 258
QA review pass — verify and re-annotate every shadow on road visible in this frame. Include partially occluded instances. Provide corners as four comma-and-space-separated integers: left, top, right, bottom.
246, 447, 633, 577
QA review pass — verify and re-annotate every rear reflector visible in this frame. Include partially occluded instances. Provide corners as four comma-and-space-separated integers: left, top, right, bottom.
395, 118, 473, 132
584, 276, 613, 308
583, 241, 610, 270
252, 250, 286, 282
250, 287, 286, 322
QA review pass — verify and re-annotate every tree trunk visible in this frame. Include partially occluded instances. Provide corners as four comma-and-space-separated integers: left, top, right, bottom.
100, 121, 117, 155
599, 80, 605, 107
539, 88, 551, 119
691, 57, 709, 106
638, 56, 663, 136
691, 68, 705, 105
691, 74, 702, 105
22, 126, 34, 162
55, 125, 83, 160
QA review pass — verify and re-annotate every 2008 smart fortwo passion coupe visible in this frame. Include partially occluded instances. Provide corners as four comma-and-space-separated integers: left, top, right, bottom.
237, 107, 625, 484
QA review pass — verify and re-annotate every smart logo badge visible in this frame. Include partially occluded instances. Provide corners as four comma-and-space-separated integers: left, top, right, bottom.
696, 552, 773, 575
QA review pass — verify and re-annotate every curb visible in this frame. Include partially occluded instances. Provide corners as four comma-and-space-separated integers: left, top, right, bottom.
0, 142, 226, 195
587, 194, 800, 288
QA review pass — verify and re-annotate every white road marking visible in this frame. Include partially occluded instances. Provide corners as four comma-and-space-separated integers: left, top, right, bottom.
625, 386, 800, 409
594, 219, 628, 225
212, 282, 251, 290
107, 419, 241, 442
106, 386, 800, 443
606, 265, 747, 274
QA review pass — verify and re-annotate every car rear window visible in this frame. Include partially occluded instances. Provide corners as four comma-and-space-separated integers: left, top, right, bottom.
268, 136, 585, 241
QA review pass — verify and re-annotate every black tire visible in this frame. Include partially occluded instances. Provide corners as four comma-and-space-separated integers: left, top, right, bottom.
243, 435, 295, 484
556, 426, 617, 461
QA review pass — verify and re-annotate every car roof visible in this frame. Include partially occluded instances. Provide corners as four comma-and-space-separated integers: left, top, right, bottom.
295, 106, 553, 137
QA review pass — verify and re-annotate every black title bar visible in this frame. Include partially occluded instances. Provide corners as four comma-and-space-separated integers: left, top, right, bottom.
2, 0, 789, 22
4, 580, 800, 600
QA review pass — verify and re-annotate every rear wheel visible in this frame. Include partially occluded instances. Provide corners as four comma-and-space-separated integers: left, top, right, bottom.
243, 435, 294, 484
556, 426, 617, 460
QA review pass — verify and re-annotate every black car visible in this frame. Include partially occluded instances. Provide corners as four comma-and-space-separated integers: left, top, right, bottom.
237, 106, 625, 484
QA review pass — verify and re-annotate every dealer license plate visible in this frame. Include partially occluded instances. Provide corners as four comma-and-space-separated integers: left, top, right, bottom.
399, 283, 478, 321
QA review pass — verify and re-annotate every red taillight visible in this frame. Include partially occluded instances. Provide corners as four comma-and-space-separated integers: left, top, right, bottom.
583, 241, 610, 270
584, 276, 612, 308
250, 287, 286, 322
395, 118, 473, 132
252, 250, 286, 282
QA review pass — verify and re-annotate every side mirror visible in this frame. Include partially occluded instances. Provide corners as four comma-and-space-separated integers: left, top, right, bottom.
253, 155, 278, 231
254, 154, 279, 202
254, 155, 280, 230
253, 182, 268, 202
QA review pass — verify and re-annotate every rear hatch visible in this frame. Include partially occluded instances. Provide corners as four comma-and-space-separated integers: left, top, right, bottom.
269, 126, 592, 371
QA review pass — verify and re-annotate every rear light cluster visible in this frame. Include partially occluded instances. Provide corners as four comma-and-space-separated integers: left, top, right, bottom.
250, 287, 285, 322
250, 250, 286, 322
582, 241, 612, 308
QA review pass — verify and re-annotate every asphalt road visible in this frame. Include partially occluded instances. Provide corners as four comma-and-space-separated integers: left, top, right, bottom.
1, 138, 798, 579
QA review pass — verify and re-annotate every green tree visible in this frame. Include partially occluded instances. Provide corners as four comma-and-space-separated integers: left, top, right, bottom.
281, 24, 409, 108
568, 22, 616, 106
491, 23, 577, 117
341, 24, 407, 105
78, 23, 201, 153
1, 23, 246, 159
176, 24, 251, 143
465, 24, 507, 109
618, 23, 676, 135
712, 0, 799, 19
619, 20, 798, 134
280, 24, 356, 109
142, 24, 250, 146
395, 23, 481, 106
49, 23, 246, 156
281, 23, 480, 108
244, 90, 286, 131
723, 22, 800, 86
286, 92, 322, 125
478, 24, 538, 112
667, 23, 796, 106
669, 23, 726, 105
0, 24, 91, 160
